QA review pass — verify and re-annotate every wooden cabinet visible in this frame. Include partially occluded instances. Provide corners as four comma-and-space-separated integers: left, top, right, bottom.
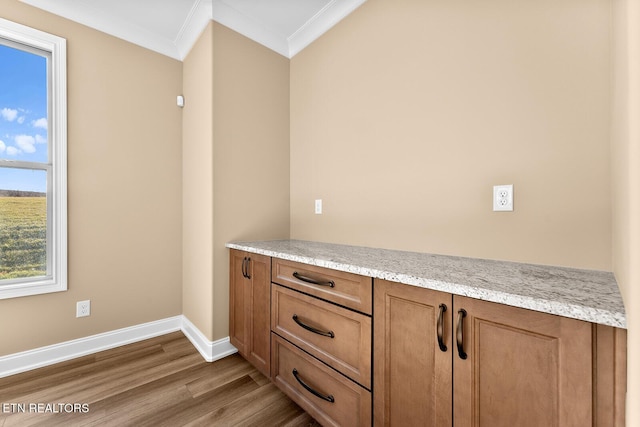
373, 279, 452, 426
229, 249, 626, 427
272, 333, 372, 427
229, 249, 271, 377
272, 258, 372, 314
453, 295, 593, 427
374, 279, 627, 427
271, 284, 372, 388
271, 261, 372, 426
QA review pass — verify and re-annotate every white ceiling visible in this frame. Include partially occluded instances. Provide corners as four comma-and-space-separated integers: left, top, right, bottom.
18, 0, 366, 60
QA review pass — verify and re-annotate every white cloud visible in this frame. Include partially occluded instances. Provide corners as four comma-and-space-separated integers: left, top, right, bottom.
15, 135, 36, 153
1, 108, 18, 122
6, 146, 20, 156
17, 116, 25, 124
0, 140, 5, 153
32, 118, 48, 130
35, 134, 47, 144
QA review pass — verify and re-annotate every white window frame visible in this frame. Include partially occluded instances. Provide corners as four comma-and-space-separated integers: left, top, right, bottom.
0, 18, 67, 299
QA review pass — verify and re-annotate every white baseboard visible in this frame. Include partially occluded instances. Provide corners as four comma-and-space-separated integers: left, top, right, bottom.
181, 316, 238, 362
0, 315, 237, 378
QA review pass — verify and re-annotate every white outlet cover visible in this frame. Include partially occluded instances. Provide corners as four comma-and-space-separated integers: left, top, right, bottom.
76, 300, 91, 317
315, 199, 322, 214
493, 185, 514, 211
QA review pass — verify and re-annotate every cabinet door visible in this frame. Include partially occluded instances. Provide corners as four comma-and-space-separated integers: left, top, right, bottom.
453, 295, 593, 427
229, 250, 271, 378
229, 249, 248, 355
374, 279, 452, 426
245, 253, 271, 377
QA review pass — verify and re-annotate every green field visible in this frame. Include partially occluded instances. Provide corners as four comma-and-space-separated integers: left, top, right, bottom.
0, 197, 47, 280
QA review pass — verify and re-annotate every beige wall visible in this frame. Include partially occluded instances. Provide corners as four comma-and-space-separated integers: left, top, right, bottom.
290, 0, 612, 270
182, 23, 289, 342
0, 1, 183, 356
211, 23, 290, 340
182, 22, 215, 340
612, 0, 640, 423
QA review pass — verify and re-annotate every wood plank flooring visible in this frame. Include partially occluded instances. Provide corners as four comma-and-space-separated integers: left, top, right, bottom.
0, 332, 321, 426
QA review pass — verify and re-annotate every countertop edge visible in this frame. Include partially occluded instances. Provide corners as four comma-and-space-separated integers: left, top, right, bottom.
226, 242, 627, 329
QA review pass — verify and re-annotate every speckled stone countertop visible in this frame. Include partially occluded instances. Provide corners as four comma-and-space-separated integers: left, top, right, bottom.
226, 240, 626, 329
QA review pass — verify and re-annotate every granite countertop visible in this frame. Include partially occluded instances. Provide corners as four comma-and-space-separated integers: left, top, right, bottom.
226, 240, 626, 329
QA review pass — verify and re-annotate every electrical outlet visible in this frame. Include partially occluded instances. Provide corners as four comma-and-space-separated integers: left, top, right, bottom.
76, 300, 91, 318
315, 199, 322, 214
493, 185, 514, 211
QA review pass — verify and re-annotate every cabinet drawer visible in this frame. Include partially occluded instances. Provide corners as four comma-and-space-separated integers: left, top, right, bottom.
272, 258, 372, 314
271, 333, 372, 427
272, 284, 372, 389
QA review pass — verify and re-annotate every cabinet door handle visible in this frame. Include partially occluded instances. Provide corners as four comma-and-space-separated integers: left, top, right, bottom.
292, 314, 335, 338
241, 257, 247, 278
245, 257, 251, 279
437, 303, 447, 352
292, 368, 335, 403
292, 271, 335, 288
456, 308, 468, 360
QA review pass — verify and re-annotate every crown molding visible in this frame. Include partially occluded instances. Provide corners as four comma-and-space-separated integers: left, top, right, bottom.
211, 0, 366, 58
19, 0, 185, 60
19, 0, 212, 60
287, 0, 366, 58
19, 0, 366, 61
211, 0, 289, 57
174, 0, 213, 60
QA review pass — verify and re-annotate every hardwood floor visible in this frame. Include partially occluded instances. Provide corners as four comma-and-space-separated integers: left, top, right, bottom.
0, 332, 321, 426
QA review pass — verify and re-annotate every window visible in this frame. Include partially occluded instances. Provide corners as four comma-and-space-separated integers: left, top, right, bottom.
0, 18, 67, 299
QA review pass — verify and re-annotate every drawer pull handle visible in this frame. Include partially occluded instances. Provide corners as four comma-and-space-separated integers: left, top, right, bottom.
437, 303, 447, 352
456, 309, 468, 360
292, 314, 335, 338
241, 257, 251, 279
293, 272, 335, 288
292, 368, 335, 403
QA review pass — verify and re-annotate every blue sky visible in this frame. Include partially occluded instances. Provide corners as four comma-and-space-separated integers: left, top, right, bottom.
0, 43, 49, 192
